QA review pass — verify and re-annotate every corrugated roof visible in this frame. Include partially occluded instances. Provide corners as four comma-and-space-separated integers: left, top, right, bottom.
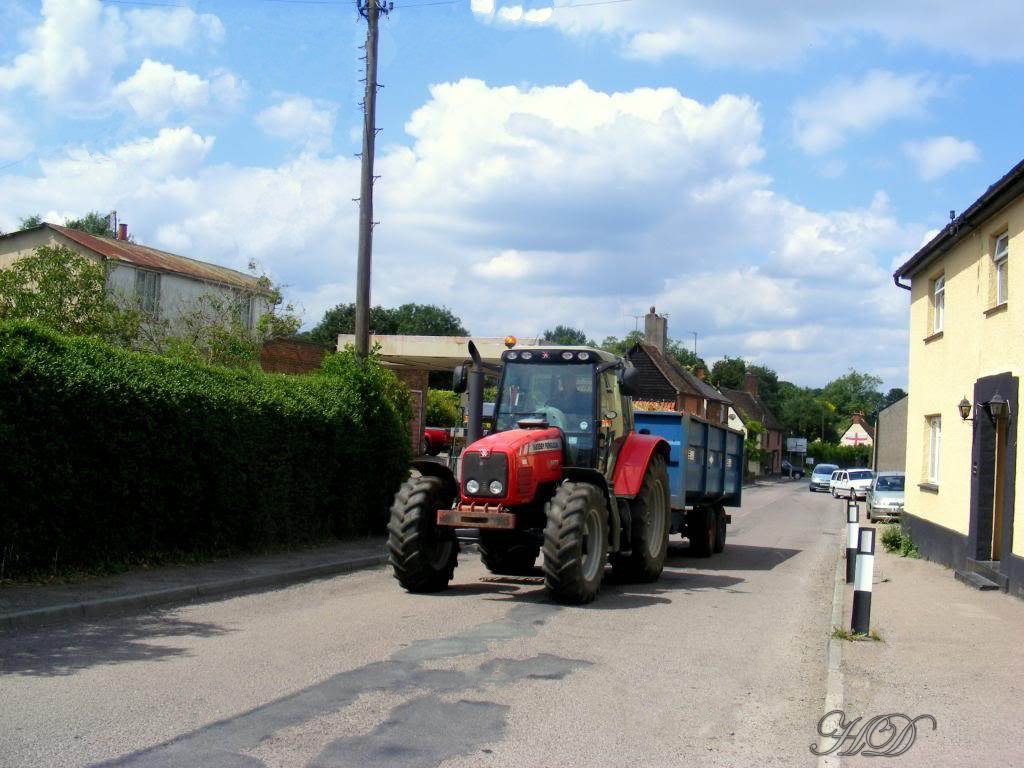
40, 224, 264, 292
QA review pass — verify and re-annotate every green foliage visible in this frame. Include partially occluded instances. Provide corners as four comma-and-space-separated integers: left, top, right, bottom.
664, 339, 707, 374
806, 439, 871, 467
18, 214, 42, 230
426, 388, 461, 427
710, 356, 747, 389
0, 321, 411, 577
541, 325, 594, 346
306, 302, 468, 345
880, 524, 920, 558
882, 387, 908, 408
0, 245, 141, 344
64, 211, 114, 238
822, 369, 885, 420
599, 330, 644, 356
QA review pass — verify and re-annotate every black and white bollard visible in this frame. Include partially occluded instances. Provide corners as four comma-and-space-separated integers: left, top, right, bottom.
845, 500, 859, 584
851, 527, 876, 635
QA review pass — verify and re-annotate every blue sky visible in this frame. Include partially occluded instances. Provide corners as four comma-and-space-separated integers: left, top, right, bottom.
2, 0, 1023, 388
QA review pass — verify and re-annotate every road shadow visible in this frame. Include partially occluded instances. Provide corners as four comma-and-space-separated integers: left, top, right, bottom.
666, 542, 801, 571
0, 612, 231, 677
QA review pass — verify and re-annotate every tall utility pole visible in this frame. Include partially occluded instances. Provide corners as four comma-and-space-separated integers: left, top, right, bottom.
354, 1, 390, 357
689, 331, 698, 357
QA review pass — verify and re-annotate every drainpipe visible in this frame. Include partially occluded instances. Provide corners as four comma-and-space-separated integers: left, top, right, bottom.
893, 275, 911, 291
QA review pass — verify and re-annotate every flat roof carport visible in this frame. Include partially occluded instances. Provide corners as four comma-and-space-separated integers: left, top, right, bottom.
335, 334, 540, 372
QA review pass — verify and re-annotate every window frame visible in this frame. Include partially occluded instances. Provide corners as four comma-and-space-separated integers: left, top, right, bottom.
994, 232, 1009, 306
134, 269, 161, 316
932, 274, 945, 333
927, 415, 942, 484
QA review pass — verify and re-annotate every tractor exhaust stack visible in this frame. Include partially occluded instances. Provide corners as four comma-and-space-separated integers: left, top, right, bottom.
466, 340, 484, 446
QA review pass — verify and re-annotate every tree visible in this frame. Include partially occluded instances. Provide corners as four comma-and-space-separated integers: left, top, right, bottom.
710, 356, 746, 389
599, 330, 644, 356
882, 387, 908, 409
747, 363, 781, 414
18, 214, 42, 230
665, 339, 707, 374
541, 325, 594, 346
0, 245, 140, 343
821, 370, 884, 421
306, 302, 468, 346
64, 211, 114, 238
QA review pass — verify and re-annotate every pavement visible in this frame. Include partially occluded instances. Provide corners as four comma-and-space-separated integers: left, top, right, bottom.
832, 537, 1024, 766
0, 538, 387, 630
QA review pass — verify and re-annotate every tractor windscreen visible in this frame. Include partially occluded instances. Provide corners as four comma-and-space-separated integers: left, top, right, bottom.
494, 361, 596, 466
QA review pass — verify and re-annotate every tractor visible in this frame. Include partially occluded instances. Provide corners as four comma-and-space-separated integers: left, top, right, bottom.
387, 339, 727, 604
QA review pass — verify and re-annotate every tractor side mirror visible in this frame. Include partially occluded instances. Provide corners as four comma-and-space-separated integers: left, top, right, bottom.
452, 364, 468, 394
619, 366, 641, 398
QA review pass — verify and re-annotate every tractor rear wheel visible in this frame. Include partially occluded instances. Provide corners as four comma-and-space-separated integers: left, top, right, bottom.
479, 531, 540, 576
387, 475, 458, 592
612, 454, 670, 582
688, 505, 716, 558
542, 481, 608, 604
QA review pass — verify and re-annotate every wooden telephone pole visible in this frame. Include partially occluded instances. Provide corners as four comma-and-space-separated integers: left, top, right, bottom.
354, 1, 390, 357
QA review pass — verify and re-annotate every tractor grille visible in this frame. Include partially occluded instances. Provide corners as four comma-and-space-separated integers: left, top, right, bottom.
461, 451, 508, 498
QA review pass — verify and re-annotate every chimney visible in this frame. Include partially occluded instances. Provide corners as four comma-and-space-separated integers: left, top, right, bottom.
744, 371, 758, 397
117, 223, 128, 241
644, 306, 667, 354
696, 367, 706, 380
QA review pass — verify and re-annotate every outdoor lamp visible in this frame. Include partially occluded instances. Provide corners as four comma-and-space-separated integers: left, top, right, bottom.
958, 396, 973, 421
985, 393, 1010, 422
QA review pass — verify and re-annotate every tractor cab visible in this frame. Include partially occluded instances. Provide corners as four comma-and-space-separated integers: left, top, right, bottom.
491, 346, 636, 472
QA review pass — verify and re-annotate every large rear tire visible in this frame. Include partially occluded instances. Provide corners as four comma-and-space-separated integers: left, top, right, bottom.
542, 481, 608, 604
688, 506, 715, 558
479, 531, 540, 576
612, 453, 670, 582
387, 475, 458, 593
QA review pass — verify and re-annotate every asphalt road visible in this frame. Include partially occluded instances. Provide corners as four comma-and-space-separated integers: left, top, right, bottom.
1, 481, 843, 767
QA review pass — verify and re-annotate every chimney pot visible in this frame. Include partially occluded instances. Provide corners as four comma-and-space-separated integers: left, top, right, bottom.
117, 223, 128, 241
744, 371, 758, 397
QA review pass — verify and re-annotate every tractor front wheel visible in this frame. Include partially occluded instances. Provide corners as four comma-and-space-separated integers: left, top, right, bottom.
543, 481, 609, 604
479, 531, 540, 576
612, 453, 670, 582
387, 475, 458, 592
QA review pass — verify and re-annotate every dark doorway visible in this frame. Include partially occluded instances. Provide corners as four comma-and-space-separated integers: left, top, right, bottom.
968, 373, 1018, 569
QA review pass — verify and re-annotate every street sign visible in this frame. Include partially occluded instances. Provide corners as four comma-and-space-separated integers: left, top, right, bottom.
787, 437, 808, 453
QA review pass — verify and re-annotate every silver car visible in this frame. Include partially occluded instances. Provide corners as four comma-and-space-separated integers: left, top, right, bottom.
866, 472, 905, 521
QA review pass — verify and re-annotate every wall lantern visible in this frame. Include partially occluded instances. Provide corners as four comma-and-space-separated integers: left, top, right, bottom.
985, 393, 1010, 422
958, 396, 973, 421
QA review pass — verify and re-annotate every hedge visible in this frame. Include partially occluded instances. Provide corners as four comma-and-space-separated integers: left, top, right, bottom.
0, 321, 410, 577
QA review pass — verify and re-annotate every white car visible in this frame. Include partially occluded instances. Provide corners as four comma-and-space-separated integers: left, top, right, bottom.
828, 469, 843, 496
833, 469, 875, 500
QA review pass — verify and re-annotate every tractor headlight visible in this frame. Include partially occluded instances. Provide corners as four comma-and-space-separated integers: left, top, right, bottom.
488, 480, 504, 496
465, 479, 480, 495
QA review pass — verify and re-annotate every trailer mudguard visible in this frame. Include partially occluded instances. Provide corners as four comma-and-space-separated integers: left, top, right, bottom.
612, 433, 670, 499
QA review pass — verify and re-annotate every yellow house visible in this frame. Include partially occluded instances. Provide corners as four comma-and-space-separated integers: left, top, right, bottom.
894, 157, 1023, 596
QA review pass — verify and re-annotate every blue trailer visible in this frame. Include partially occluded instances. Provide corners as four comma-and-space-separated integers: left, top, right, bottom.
634, 410, 745, 551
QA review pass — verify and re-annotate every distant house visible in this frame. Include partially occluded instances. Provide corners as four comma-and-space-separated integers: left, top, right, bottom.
873, 396, 908, 472
840, 413, 875, 448
0, 223, 273, 329
721, 373, 784, 475
624, 308, 731, 425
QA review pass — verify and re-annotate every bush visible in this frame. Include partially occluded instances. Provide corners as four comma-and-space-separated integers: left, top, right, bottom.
807, 440, 872, 468
0, 321, 410, 578
880, 524, 920, 558
426, 389, 461, 427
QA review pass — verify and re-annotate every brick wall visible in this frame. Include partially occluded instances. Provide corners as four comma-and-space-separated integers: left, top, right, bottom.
391, 368, 429, 455
259, 337, 329, 374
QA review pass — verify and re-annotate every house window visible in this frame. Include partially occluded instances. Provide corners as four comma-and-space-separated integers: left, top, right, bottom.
135, 270, 161, 315
994, 233, 1009, 305
931, 275, 945, 333
927, 415, 941, 484
236, 292, 254, 329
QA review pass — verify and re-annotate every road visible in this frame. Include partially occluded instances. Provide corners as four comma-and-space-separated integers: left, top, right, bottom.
1, 481, 843, 767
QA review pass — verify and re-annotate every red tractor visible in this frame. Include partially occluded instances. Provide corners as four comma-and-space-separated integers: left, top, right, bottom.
388, 339, 686, 605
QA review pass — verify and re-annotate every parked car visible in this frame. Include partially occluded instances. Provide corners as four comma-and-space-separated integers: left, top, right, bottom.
422, 426, 451, 456
833, 469, 874, 500
866, 472, 905, 521
809, 463, 838, 491
781, 460, 804, 479
828, 469, 844, 496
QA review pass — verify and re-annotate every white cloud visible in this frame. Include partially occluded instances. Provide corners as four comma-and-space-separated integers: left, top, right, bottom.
903, 136, 980, 180
0, 110, 32, 163
113, 59, 246, 122
793, 70, 945, 154
0, 79, 923, 387
542, 0, 1024, 66
0, 0, 224, 111
255, 96, 337, 152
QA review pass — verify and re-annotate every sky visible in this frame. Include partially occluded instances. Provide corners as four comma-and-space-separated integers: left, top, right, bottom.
2, 0, 1023, 389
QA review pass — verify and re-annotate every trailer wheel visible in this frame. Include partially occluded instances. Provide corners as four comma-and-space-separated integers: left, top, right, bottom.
479, 531, 540, 576
712, 504, 727, 554
688, 506, 715, 558
543, 481, 608, 604
612, 453, 670, 582
387, 475, 458, 592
